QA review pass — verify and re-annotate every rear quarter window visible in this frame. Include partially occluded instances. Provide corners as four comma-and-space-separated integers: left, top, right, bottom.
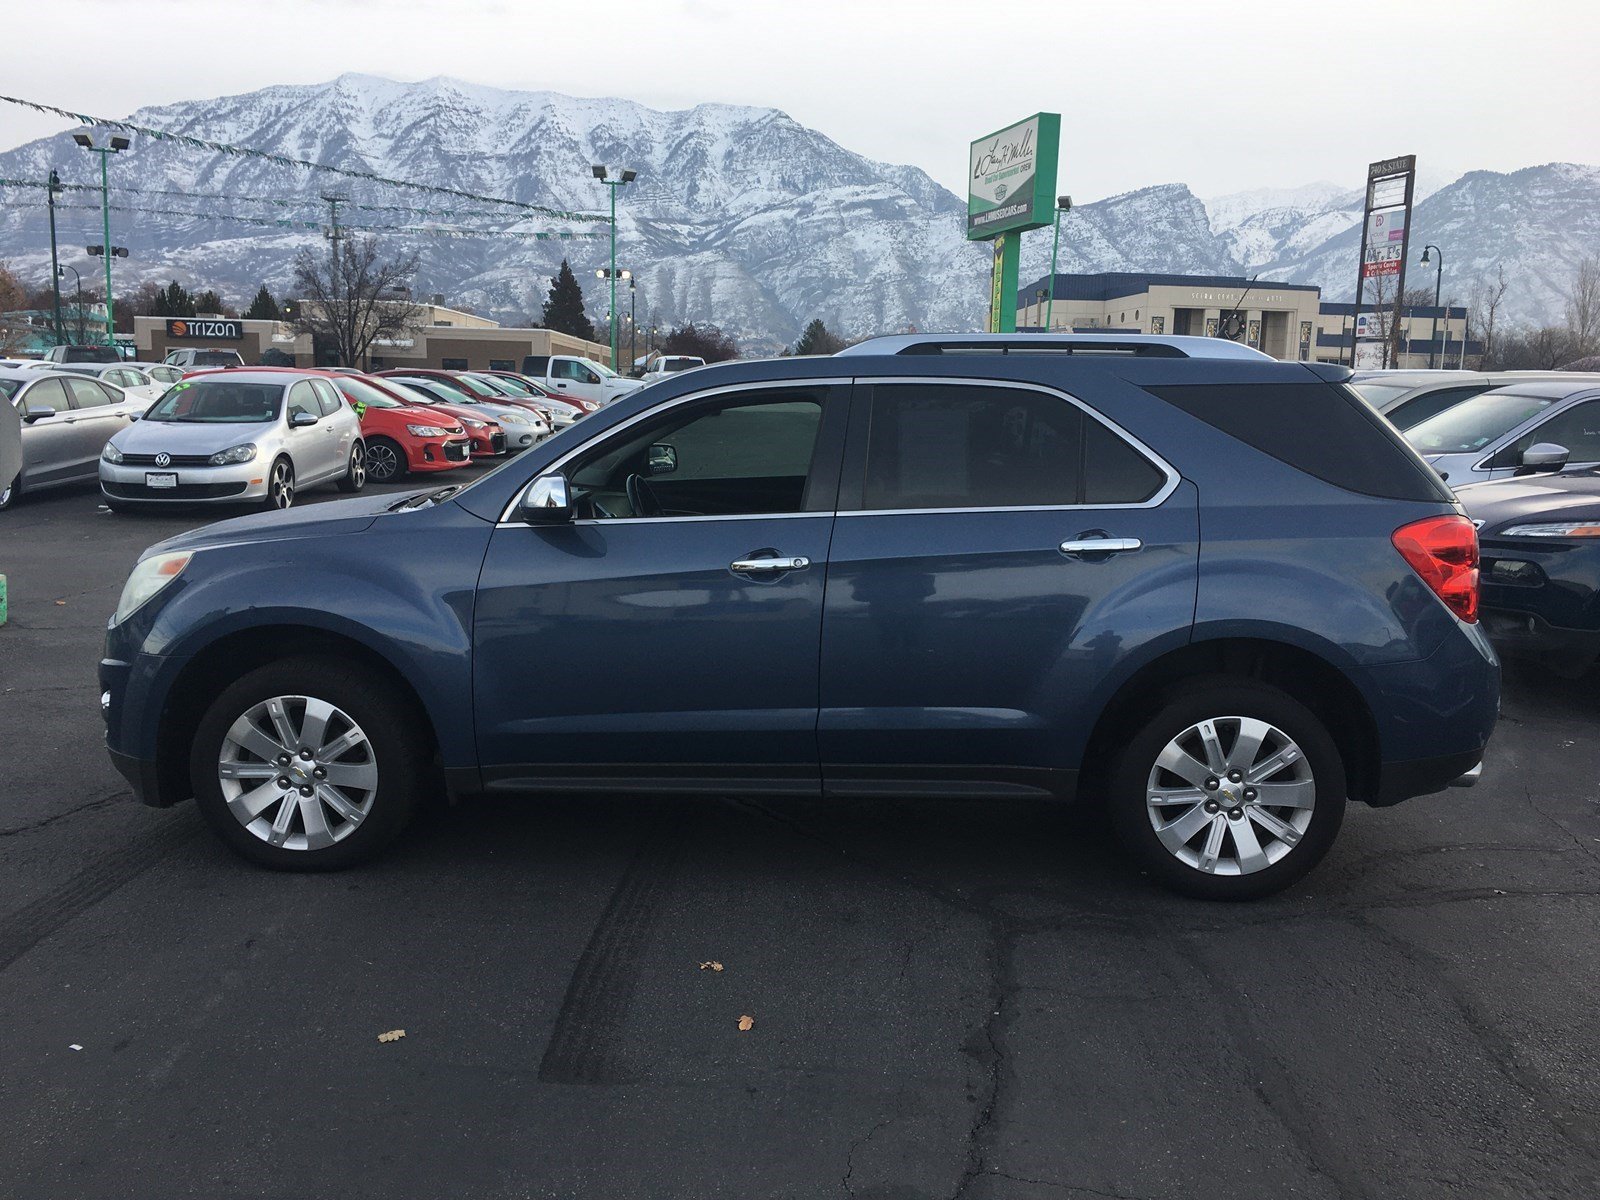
1148, 381, 1453, 502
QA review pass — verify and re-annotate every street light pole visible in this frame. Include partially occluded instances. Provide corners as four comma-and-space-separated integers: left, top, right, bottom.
60, 266, 84, 342
46, 170, 65, 345
1420, 244, 1444, 369
1045, 195, 1071, 332
590, 165, 637, 369
628, 278, 637, 372
74, 132, 129, 346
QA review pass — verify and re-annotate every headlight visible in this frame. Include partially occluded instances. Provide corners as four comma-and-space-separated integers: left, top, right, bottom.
462, 418, 486, 429
114, 551, 191, 624
101, 442, 124, 464
499, 411, 530, 426
1499, 522, 1600, 539
207, 442, 257, 466
406, 424, 447, 437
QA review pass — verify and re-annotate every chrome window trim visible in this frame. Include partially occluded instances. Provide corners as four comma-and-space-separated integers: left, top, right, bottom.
494, 374, 1180, 524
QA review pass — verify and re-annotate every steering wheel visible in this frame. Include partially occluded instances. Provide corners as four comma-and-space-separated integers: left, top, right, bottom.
625, 472, 664, 518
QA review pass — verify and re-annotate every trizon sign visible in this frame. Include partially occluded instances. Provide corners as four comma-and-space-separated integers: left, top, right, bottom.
166, 318, 242, 340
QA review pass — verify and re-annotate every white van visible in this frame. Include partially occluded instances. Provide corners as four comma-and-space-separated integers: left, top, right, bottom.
521, 354, 642, 407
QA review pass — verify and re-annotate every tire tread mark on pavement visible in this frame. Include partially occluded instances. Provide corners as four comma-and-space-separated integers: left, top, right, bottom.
538, 811, 694, 1085
0, 811, 202, 973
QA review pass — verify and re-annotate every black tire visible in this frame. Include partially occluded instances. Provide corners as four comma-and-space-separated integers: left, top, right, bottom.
363, 436, 406, 483
0, 472, 18, 511
263, 456, 295, 511
337, 441, 367, 493
1106, 679, 1346, 901
188, 656, 430, 870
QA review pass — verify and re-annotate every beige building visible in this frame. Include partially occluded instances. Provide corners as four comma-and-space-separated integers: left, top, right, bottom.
133, 303, 615, 370
1017, 272, 1479, 367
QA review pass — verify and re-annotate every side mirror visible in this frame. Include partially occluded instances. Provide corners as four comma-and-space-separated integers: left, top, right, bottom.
23, 404, 56, 422
290, 410, 319, 428
519, 472, 572, 524
646, 443, 678, 476
1520, 442, 1570, 472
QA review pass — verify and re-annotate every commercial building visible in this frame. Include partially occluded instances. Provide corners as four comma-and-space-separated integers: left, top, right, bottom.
1017, 271, 1478, 368
132, 303, 614, 370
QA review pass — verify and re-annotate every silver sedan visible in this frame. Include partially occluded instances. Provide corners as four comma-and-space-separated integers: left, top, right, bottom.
0, 366, 143, 511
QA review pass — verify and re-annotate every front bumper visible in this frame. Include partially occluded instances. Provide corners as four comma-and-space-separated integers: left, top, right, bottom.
410, 436, 473, 471
1481, 607, 1600, 677
100, 459, 265, 502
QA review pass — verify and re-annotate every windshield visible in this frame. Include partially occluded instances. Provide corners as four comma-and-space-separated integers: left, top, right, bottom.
1407, 391, 1557, 454
591, 360, 618, 379
143, 379, 284, 423
479, 374, 535, 396
378, 379, 450, 408
336, 378, 404, 409
468, 374, 520, 397
439, 373, 497, 398
1351, 382, 1413, 411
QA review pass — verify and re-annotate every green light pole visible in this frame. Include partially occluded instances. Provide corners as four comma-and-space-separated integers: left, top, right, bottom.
73, 131, 129, 345
590, 164, 636, 368
1044, 195, 1071, 333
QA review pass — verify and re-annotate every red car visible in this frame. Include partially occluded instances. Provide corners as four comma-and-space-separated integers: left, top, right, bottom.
479, 370, 599, 414
329, 376, 472, 482
360, 376, 509, 459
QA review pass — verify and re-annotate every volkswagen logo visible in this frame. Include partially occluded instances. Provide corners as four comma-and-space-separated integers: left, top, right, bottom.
154, 452, 171, 468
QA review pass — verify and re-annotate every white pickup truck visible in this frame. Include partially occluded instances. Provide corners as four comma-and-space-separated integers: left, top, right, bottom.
521, 354, 642, 407
639, 355, 706, 384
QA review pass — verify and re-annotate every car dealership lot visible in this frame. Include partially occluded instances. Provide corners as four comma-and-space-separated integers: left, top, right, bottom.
2, 482, 1599, 1199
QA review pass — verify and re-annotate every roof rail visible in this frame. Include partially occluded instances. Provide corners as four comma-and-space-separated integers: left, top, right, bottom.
836, 332, 1275, 361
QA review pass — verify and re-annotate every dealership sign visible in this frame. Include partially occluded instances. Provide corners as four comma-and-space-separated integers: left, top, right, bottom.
967, 113, 1061, 241
166, 318, 241, 340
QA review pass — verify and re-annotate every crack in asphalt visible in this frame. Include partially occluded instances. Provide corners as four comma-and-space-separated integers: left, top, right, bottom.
842, 1117, 893, 1198
0, 789, 125, 838
985, 1171, 1159, 1199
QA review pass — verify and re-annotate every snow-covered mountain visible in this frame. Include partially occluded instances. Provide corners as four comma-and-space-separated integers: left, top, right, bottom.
0, 74, 1594, 345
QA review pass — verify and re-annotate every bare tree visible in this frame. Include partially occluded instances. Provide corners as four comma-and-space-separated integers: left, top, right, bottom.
1565, 255, 1600, 356
0, 263, 30, 354
1470, 264, 1509, 367
290, 236, 424, 368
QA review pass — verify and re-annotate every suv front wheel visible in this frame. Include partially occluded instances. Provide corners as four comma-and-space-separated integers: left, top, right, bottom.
189, 657, 428, 870
1108, 680, 1346, 900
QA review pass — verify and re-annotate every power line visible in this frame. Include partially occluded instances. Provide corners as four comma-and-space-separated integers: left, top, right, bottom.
0, 93, 607, 223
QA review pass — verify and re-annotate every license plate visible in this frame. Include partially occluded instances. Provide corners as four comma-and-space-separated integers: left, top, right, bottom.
145, 472, 178, 489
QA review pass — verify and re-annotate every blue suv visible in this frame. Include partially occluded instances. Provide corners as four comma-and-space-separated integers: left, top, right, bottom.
100, 335, 1499, 899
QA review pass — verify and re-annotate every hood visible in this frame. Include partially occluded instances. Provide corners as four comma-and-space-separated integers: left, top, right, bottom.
385, 404, 461, 430
607, 377, 643, 392
1456, 470, 1600, 535
144, 489, 405, 558
113, 417, 277, 456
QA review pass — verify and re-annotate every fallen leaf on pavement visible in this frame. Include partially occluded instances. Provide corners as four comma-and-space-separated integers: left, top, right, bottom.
54, 600, 66, 606
377, 1029, 406, 1043
737, 1015, 754, 1032
699, 961, 724, 972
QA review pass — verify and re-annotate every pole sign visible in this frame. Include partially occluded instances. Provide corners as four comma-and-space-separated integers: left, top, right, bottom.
967, 113, 1061, 240
166, 318, 242, 340
1349, 154, 1416, 368
968, 113, 1060, 333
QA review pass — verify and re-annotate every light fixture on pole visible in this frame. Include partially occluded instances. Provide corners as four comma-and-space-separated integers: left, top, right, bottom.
590, 165, 637, 369
1419, 244, 1444, 369
1045, 196, 1071, 333
74, 131, 130, 346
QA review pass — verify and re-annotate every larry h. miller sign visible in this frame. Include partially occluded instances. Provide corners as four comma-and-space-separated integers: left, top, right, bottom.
968, 113, 1060, 333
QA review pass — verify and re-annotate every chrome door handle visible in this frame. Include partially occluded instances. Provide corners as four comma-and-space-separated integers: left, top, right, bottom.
730, 556, 810, 573
1059, 537, 1142, 556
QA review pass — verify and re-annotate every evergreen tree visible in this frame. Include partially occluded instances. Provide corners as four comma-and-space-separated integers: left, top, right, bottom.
152, 280, 195, 318
541, 259, 595, 341
792, 318, 845, 356
192, 290, 226, 315
243, 284, 280, 321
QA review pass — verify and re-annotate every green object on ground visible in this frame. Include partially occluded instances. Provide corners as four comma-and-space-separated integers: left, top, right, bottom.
0, 573, 8, 626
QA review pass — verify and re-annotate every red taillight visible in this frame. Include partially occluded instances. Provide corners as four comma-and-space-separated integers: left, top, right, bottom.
1392, 515, 1479, 623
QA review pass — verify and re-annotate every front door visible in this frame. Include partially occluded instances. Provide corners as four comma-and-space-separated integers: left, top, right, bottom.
472, 383, 848, 793
284, 380, 339, 482
819, 379, 1199, 798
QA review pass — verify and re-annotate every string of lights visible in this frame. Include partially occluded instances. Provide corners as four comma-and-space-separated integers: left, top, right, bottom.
0, 93, 606, 223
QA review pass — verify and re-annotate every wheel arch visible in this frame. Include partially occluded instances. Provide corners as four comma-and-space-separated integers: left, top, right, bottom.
151, 623, 451, 807
1080, 636, 1382, 806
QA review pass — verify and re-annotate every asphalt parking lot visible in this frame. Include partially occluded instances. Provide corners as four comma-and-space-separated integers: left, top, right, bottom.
1, 474, 1598, 1200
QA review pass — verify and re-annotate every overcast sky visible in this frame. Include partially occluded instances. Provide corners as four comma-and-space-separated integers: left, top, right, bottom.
3, 0, 1595, 202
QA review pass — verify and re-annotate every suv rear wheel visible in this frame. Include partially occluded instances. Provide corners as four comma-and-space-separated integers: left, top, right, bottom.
1108, 680, 1345, 900
189, 657, 428, 870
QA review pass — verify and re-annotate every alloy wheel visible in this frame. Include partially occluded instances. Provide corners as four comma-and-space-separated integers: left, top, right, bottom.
365, 442, 400, 482
217, 694, 378, 851
349, 446, 367, 488
0, 477, 14, 510
1144, 715, 1316, 876
269, 461, 295, 509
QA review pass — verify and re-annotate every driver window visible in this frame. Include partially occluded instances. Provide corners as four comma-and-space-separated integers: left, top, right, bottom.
579, 364, 601, 384
1491, 400, 1600, 468
568, 390, 827, 519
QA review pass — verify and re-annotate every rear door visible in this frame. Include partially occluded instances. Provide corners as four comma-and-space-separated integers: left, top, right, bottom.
818, 378, 1198, 798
